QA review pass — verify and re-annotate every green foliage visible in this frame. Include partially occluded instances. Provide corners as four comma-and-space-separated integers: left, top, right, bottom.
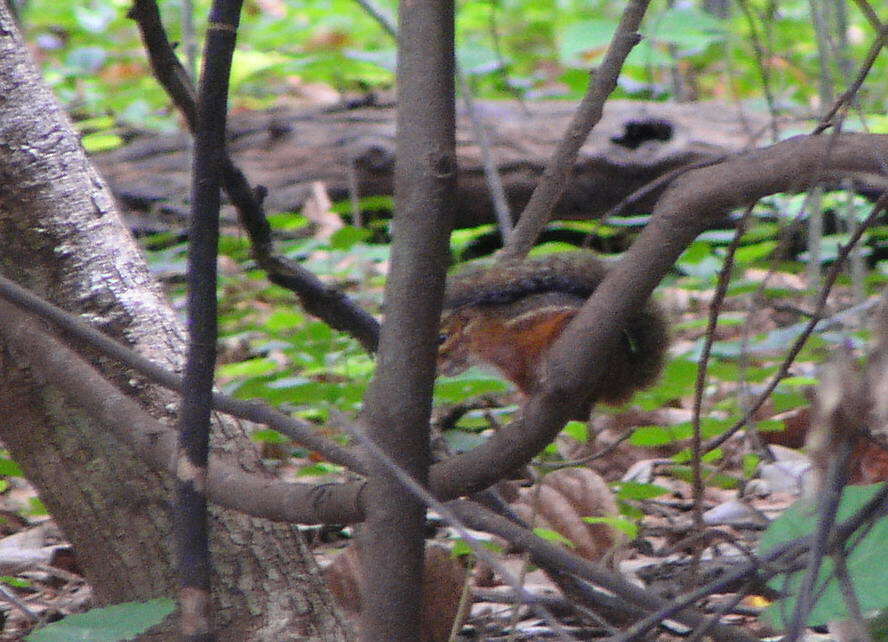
22, 0, 887, 134
26, 498, 48, 517
632, 359, 698, 411
613, 481, 670, 501
560, 420, 588, 443
533, 527, 575, 547
451, 537, 502, 559
582, 515, 640, 540
25, 598, 175, 641
0, 454, 24, 478
668, 464, 741, 490
433, 369, 511, 405
759, 485, 888, 630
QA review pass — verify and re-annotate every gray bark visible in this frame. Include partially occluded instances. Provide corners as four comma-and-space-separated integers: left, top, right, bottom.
0, 7, 348, 640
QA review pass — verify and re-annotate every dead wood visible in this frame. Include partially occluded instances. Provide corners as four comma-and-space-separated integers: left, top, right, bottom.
93, 98, 778, 231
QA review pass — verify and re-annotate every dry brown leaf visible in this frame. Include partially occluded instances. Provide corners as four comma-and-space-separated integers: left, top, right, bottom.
323, 542, 467, 642
302, 181, 342, 240
513, 468, 625, 563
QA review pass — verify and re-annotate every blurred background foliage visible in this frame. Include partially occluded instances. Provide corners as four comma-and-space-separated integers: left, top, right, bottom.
16, 0, 887, 133
8, 0, 887, 523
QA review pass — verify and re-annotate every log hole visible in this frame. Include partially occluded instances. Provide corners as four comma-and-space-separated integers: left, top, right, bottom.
611, 119, 673, 149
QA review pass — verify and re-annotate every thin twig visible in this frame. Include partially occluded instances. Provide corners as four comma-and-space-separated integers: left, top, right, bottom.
351, 0, 515, 240
812, 23, 888, 134
129, 0, 381, 353
499, 0, 652, 260
704, 194, 887, 453
733, 0, 779, 142
691, 206, 753, 530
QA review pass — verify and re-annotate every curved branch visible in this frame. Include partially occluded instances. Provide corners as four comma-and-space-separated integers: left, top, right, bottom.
0, 274, 363, 472
0, 299, 365, 525
431, 132, 888, 499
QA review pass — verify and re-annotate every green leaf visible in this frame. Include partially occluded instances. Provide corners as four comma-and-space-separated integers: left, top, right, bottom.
451, 539, 473, 558
670, 465, 740, 489
229, 49, 291, 88
742, 453, 760, 478
623, 39, 674, 67
217, 357, 279, 378
561, 420, 588, 443
267, 213, 310, 231
582, 516, 639, 540
614, 481, 670, 500
450, 224, 497, 258
676, 242, 721, 279
81, 132, 123, 153
630, 418, 730, 446
633, 358, 698, 410
779, 376, 820, 387
617, 500, 644, 520
329, 226, 372, 250
251, 429, 289, 444
558, 19, 618, 65
263, 309, 306, 332
533, 527, 575, 547
27, 498, 47, 516
760, 484, 888, 629
26, 598, 175, 641
772, 391, 808, 413
673, 313, 744, 331
734, 240, 778, 264
434, 369, 510, 405
0, 458, 23, 477
450, 537, 501, 558
528, 242, 585, 256
648, 7, 726, 52
756, 419, 786, 433
630, 425, 675, 446
296, 462, 343, 477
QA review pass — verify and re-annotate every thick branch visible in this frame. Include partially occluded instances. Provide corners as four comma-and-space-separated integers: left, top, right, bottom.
431, 132, 888, 498
0, 300, 364, 525
0, 273, 362, 472
357, 1, 456, 639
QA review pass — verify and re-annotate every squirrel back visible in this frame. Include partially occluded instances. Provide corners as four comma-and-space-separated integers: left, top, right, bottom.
439, 253, 668, 412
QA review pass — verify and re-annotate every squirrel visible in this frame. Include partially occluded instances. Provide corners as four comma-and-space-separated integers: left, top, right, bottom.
438, 252, 668, 414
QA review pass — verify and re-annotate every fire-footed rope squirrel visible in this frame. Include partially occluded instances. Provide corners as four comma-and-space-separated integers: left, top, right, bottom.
438, 252, 668, 412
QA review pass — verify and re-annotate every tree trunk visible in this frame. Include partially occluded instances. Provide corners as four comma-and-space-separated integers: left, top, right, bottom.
0, 7, 349, 640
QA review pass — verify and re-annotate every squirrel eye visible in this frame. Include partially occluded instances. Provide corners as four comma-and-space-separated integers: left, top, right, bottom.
437, 333, 447, 346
